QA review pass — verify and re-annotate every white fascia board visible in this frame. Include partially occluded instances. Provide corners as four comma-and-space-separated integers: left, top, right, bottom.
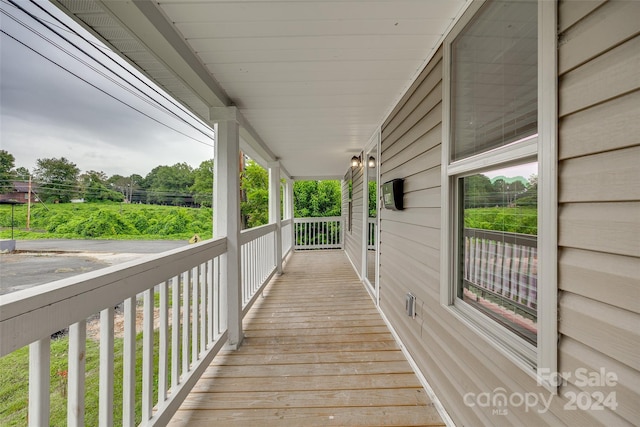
96, 0, 230, 108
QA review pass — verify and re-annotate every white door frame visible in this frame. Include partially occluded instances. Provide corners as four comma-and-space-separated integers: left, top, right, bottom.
361, 129, 381, 304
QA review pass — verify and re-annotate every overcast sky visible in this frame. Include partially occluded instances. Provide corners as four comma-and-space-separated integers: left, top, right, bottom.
0, 0, 214, 178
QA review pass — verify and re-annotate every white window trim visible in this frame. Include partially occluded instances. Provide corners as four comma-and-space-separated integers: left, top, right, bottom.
439, 0, 558, 392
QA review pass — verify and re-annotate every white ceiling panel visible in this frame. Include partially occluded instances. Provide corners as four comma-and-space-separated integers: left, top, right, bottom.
56, 0, 469, 177
177, 18, 450, 39
159, 1, 462, 22
198, 48, 428, 65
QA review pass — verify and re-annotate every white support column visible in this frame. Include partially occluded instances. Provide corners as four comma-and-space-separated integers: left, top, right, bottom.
269, 161, 283, 273
361, 162, 369, 280
211, 107, 243, 349
282, 180, 289, 220
286, 178, 295, 221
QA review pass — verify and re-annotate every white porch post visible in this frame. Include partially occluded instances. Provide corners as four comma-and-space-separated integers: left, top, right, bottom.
361, 163, 369, 280
269, 161, 283, 273
286, 178, 295, 221
285, 178, 295, 250
211, 107, 243, 349
282, 180, 289, 220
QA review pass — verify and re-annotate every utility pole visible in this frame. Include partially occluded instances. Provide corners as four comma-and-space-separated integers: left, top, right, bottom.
27, 175, 32, 230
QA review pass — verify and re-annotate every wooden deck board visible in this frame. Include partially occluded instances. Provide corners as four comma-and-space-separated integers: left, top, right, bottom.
168, 250, 444, 426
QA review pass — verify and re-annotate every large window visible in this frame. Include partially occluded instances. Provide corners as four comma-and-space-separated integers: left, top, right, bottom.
459, 162, 538, 345
442, 0, 556, 383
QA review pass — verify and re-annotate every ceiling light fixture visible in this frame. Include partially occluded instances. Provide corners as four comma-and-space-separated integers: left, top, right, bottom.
350, 155, 361, 168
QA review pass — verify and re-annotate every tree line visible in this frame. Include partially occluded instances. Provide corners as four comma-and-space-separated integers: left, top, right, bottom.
464, 173, 537, 209
0, 150, 342, 228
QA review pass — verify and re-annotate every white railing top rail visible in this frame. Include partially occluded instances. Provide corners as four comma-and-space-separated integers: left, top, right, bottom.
294, 216, 342, 223
281, 218, 293, 226
240, 222, 277, 245
0, 237, 227, 356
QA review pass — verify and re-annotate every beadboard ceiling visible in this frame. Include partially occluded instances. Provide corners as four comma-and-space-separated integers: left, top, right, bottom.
55, 0, 469, 178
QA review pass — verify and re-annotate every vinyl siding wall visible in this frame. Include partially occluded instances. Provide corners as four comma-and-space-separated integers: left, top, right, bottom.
556, 0, 640, 425
343, 166, 364, 275
372, 1, 639, 425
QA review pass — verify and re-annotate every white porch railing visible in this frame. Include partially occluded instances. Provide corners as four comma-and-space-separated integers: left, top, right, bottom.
0, 223, 286, 426
293, 216, 343, 250
367, 217, 376, 250
240, 223, 277, 311
281, 218, 293, 257
463, 228, 538, 316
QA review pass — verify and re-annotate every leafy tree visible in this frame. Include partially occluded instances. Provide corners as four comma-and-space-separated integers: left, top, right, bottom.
13, 167, 30, 181
464, 174, 494, 208
240, 160, 268, 228
144, 163, 194, 206
33, 157, 80, 203
127, 174, 144, 203
368, 181, 377, 217
107, 174, 127, 195
0, 150, 16, 192
80, 170, 124, 202
492, 178, 526, 207
190, 159, 214, 207
107, 174, 143, 202
517, 174, 538, 207
293, 180, 341, 217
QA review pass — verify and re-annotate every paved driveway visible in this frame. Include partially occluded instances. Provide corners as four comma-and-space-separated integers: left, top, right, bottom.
0, 240, 188, 295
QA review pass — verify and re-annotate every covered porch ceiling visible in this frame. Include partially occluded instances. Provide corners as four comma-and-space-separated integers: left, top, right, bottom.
53, 0, 469, 179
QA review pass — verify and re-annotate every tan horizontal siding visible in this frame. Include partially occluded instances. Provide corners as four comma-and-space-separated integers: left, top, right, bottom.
557, 2, 640, 423
559, 248, 640, 314
559, 35, 640, 117
402, 187, 441, 209
401, 167, 441, 193
382, 108, 442, 161
382, 122, 441, 173
379, 242, 439, 293
558, 0, 606, 33
380, 222, 440, 250
345, 166, 364, 273
382, 50, 443, 132
559, 292, 640, 371
382, 83, 442, 151
558, 91, 640, 160
380, 145, 441, 180
560, 337, 640, 424
381, 208, 440, 232
380, 231, 440, 275
559, 202, 640, 257
558, 0, 640, 74
559, 145, 640, 202
373, 2, 640, 425
380, 273, 581, 426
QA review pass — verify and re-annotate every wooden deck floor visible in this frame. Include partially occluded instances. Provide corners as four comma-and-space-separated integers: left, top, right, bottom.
168, 251, 444, 426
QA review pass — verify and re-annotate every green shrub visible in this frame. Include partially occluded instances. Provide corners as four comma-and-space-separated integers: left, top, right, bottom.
71, 209, 138, 237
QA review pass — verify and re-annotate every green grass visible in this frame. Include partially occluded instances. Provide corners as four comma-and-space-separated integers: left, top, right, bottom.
464, 207, 537, 235
0, 202, 212, 241
0, 327, 174, 426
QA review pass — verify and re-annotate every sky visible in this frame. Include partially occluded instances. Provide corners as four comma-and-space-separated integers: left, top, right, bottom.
0, 0, 215, 179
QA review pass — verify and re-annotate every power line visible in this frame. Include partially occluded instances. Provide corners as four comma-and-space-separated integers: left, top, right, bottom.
0, 28, 214, 148
0, 1, 214, 148
0, 178, 212, 199
22, 0, 215, 142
